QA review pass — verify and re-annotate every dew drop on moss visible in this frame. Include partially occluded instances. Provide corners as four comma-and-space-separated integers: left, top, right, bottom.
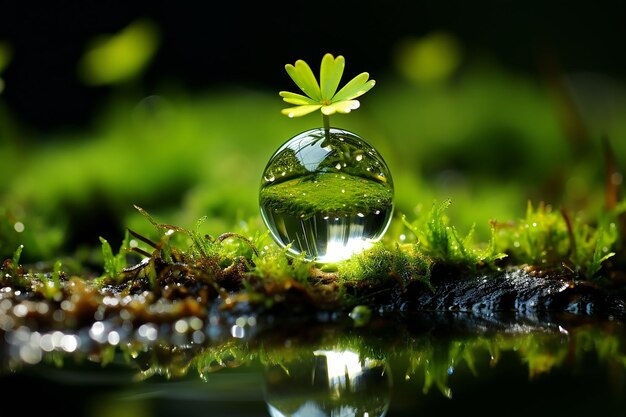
259, 128, 394, 263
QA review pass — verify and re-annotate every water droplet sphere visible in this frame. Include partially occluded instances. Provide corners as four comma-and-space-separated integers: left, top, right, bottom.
259, 128, 394, 263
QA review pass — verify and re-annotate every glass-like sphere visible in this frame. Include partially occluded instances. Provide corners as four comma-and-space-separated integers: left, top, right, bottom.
259, 127, 394, 263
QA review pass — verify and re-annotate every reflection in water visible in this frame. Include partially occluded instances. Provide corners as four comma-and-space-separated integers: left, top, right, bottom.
265, 349, 392, 417
2, 312, 626, 416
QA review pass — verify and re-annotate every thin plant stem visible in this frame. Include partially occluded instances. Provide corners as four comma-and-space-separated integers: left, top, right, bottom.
322, 114, 331, 144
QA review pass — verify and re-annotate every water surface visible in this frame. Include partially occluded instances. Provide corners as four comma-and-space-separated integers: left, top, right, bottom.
2, 311, 625, 417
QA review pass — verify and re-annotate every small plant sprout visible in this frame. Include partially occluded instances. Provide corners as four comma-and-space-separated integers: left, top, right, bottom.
279, 53, 376, 131
260, 53, 393, 264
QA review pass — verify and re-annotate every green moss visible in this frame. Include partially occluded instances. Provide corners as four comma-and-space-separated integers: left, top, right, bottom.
260, 172, 393, 218
337, 242, 432, 289
493, 201, 620, 279
401, 199, 507, 270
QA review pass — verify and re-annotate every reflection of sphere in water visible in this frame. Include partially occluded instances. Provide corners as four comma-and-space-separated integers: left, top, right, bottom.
264, 350, 392, 417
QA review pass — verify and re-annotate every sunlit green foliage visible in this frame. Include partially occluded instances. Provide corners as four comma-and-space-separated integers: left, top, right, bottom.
280, 53, 376, 124
250, 244, 311, 285
498, 201, 571, 265
393, 31, 462, 85
78, 18, 160, 85
494, 201, 618, 278
99, 229, 131, 279
0, 244, 27, 287
32, 259, 64, 301
0, 207, 65, 263
0, 49, 624, 287
337, 242, 432, 288
0, 257, 65, 301
402, 199, 507, 269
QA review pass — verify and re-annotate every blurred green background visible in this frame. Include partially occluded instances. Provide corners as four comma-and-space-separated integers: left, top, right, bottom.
1, 1, 625, 265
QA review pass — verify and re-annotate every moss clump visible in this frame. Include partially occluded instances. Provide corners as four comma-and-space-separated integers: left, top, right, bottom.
338, 242, 432, 289
260, 172, 393, 218
402, 199, 507, 271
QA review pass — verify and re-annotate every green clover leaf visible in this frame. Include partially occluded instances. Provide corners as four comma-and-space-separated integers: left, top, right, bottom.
279, 53, 376, 128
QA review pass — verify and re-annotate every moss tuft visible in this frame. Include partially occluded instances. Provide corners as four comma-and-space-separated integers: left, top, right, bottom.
338, 242, 432, 289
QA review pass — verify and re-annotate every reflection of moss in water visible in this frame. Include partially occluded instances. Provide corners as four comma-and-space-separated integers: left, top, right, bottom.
260, 172, 393, 218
